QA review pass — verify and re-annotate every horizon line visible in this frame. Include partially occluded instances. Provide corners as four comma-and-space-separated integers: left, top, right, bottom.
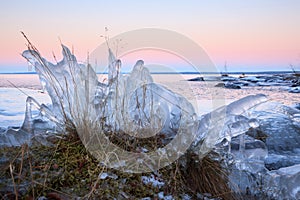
0, 70, 298, 75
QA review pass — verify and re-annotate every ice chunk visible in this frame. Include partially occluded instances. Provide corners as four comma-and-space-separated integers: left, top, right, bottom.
141, 174, 165, 188
225, 101, 300, 197
264, 164, 300, 199
248, 102, 300, 153
0, 128, 31, 147
190, 94, 268, 158
225, 94, 268, 116
99, 172, 118, 180
157, 192, 174, 200
187, 95, 270, 196
21, 96, 42, 133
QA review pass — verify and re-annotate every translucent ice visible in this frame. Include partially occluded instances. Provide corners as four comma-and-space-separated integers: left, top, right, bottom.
22, 45, 99, 131
190, 94, 268, 158
22, 45, 198, 172
19, 43, 300, 199
264, 164, 300, 199
225, 100, 300, 197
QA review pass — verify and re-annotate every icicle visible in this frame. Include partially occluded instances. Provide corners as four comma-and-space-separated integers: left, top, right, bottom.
21, 96, 41, 133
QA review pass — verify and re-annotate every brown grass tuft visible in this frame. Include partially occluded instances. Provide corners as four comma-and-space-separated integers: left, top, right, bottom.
183, 152, 237, 200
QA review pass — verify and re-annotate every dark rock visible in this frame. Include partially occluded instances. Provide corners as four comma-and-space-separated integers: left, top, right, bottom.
233, 81, 249, 86
250, 103, 300, 153
214, 83, 225, 87
293, 103, 300, 110
265, 153, 300, 170
203, 76, 221, 81
224, 83, 241, 89
187, 77, 204, 81
221, 76, 238, 81
240, 76, 262, 83
289, 86, 300, 93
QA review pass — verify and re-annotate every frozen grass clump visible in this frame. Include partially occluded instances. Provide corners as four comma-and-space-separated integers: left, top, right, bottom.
21, 33, 199, 173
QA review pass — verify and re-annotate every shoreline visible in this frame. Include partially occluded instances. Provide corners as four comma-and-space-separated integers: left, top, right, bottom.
0, 73, 299, 128
0, 70, 298, 75
1, 73, 299, 103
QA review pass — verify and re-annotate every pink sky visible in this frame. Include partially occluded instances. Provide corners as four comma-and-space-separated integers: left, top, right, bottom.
0, 0, 300, 72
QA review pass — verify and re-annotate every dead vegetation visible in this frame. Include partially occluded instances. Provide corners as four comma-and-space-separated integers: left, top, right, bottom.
183, 152, 236, 200
0, 133, 235, 199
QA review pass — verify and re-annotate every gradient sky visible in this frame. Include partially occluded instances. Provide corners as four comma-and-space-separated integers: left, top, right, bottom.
1, 0, 300, 72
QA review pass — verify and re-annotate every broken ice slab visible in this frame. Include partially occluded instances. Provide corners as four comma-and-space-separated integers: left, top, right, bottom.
190, 94, 268, 158
0, 128, 31, 147
264, 164, 300, 199
265, 153, 300, 170
248, 102, 300, 153
0, 126, 59, 147
225, 100, 300, 197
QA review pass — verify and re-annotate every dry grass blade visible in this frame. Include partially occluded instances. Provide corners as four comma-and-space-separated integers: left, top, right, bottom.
9, 163, 17, 200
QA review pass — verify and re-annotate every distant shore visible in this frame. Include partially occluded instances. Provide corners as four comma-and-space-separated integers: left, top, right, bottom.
0, 70, 298, 75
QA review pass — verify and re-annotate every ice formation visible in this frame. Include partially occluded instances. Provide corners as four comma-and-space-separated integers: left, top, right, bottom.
22, 46, 197, 138
0, 42, 299, 199
21, 45, 200, 172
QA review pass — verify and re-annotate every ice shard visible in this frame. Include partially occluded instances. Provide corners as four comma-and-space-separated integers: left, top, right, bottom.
22, 45, 99, 131
264, 164, 300, 199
